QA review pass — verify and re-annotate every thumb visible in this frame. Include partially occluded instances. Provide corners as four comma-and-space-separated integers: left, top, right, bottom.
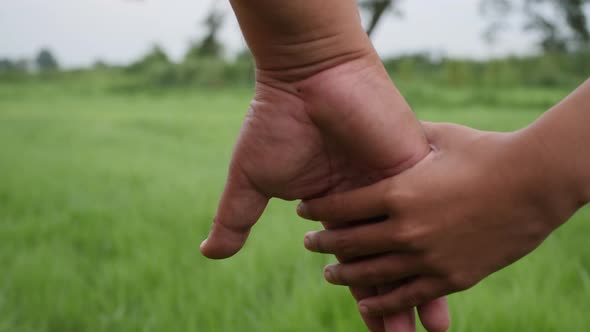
200, 168, 269, 259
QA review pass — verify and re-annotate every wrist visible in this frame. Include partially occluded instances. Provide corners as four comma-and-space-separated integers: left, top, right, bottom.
255, 44, 375, 84
253, 36, 375, 84
297, 56, 430, 173
251, 54, 429, 176
231, 0, 374, 83
511, 128, 584, 229
521, 79, 590, 208
522, 114, 590, 209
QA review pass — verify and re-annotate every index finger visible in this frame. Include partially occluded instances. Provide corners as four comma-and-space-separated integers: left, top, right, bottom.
297, 179, 390, 223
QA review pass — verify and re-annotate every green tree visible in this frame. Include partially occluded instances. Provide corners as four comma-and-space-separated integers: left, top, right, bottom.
360, 0, 589, 51
358, 0, 401, 37
128, 45, 170, 72
185, 8, 224, 61
36, 48, 59, 71
481, 0, 589, 52
0, 59, 28, 72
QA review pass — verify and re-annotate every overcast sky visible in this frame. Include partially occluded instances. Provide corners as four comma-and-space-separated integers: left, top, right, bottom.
0, 0, 537, 68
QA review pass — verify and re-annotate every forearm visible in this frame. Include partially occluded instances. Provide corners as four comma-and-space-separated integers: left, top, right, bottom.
522, 79, 590, 212
229, 0, 375, 81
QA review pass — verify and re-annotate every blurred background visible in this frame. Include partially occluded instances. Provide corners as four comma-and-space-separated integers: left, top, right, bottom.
1, 0, 589, 331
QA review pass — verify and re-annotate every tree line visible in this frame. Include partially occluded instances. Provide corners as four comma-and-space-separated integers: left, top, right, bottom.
361, 0, 589, 52
1, 1, 588, 89
0, 49, 59, 73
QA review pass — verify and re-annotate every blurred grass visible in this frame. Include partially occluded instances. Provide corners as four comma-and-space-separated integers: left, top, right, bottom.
0, 83, 589, 332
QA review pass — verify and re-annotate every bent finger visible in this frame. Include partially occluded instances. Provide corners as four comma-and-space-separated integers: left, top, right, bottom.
304, 220, 415, 258
349, 287, 385, 332
325, 254, 420, 287
417, 298, 451, 332
298, 180, 390, 223
380, 284, 416, 332
359, 277, 446, 316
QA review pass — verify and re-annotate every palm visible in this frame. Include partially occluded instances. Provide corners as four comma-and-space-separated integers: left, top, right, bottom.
234, 90, 379, 202
234, 66, 421, 202
230, 91, 333, 201
201, 59, 448, 332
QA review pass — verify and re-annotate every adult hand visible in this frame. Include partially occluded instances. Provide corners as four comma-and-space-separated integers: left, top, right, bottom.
298, 122, 581, 315
200, 56, 450, 332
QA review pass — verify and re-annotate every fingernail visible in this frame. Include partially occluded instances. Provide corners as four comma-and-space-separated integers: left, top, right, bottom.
297, 202, 310, 219
304, 232, 315, 250
359, 304, 369, 314
200, 239, 208, 251
324, 266, 335, 283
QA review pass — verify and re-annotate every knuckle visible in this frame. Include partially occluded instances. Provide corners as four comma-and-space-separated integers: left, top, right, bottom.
421, 252, 444, 273
326, 195, 341, 214
389, 223, 417, 249
362, 263, 385, 285
387, 226, 407, 245
448, 273, 475, 291
332, 232, 355, 257
383, 189, 402, 212
383, 184, 414, 213
403, 288, 429, 307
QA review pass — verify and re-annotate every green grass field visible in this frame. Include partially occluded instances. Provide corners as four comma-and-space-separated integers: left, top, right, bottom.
1, 83, 589, 332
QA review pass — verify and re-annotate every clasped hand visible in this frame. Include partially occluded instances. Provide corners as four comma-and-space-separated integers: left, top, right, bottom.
201, 56, 451, 332
297, 122, 569, 315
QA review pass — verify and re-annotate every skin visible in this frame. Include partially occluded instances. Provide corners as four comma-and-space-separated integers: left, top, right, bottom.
297, 78, 590, 316
200, 1, 451, 331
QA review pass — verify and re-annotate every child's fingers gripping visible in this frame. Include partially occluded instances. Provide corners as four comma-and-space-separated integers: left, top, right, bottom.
297, 179, 391, 223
